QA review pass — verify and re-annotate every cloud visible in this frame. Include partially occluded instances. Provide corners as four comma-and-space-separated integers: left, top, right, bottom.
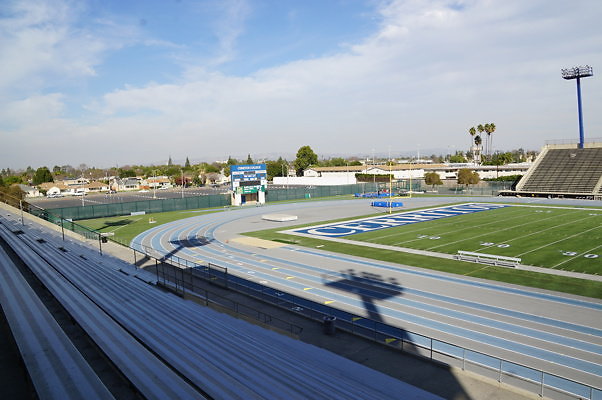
211, 0, 251, 65
0, 93, 65, 128
0, 0, 143, 95
2, 0, 601, 168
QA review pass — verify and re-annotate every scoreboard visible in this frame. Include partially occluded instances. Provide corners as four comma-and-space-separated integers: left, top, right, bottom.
231, 164, 267, 195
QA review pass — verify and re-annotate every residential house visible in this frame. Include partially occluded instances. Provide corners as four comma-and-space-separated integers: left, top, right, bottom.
145, 176, 171, 190
111, 177, 141, 191
17, 184, 41, 198
84, 181, 110, 193
38, 182, 68, 196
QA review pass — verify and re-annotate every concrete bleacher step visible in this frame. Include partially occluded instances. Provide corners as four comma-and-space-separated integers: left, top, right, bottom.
0, 221, 210, 400
18, 232, 404, 399
0, 245, 116, 400
519, 147, 602, 195
0, 214, 442, 400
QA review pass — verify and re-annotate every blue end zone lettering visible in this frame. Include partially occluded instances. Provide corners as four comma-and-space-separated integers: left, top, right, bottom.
293, 203, 508, 237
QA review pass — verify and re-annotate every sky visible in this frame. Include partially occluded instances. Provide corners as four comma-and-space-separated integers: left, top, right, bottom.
1, 0, 601, 170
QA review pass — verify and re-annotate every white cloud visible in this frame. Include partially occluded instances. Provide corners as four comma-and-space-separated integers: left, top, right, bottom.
211, 0, 251, 66
0, 93, 65, 127
2, 0, 601, 168
0, 0, 142, 95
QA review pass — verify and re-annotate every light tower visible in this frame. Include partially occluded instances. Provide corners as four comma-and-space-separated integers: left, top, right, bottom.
561, 65, 593, 149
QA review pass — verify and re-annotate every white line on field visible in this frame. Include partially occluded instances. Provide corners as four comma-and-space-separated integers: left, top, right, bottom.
426, 209, 579, 251
478, 213, 597, 253
391, 209, 528, 247
516, 224, 602, 257
551, 243, 602, 269
105, 217, 144, 233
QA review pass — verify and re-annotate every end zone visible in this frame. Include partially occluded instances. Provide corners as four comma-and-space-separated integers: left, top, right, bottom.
285, 203, 508, 238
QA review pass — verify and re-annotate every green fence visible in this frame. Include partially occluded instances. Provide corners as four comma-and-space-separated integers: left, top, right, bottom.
47, 184, 383, 221
48, 194, 230, 221
431, 181, 514, 196
266, 183, 379, 202
39, 181, 511, 221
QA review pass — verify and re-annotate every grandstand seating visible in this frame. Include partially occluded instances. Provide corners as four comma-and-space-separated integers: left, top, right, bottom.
0, 211, 439, 400
0, 245, 115, 400
514, 144, 602, 198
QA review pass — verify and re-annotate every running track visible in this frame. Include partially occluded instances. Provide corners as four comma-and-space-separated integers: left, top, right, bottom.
132, 197, 602, 391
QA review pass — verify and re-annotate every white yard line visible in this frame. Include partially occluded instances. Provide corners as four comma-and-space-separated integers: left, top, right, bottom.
477, 213, 597, 253
425, 210, 579, 251
369, 205, 544, 246
551, 243, 602, 269
105, 217, 144, 233
516, 224, 602, 258
391, 210, 528, 247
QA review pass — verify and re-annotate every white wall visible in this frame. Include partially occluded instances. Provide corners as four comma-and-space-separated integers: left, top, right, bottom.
273, 175, 357, 186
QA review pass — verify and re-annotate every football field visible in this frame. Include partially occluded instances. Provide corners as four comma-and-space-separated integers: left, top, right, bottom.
346, 204, 602, 274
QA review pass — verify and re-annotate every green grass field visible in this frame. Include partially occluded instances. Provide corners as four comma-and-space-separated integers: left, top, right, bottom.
244, 202, 602, 298
77, 200, 602, 298
76, 194, 361, 243
350, 204, 602, 274
78, 208, 224, 244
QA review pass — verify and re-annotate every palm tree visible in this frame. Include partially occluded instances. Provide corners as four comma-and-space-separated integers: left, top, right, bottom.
468, 126, 476, 152
483, 123, 491, 156
487, 123, 496, 156
477, 124, 485, 158
474, 135, 482, 164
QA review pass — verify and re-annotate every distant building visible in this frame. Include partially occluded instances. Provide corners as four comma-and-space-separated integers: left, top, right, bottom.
273, 162, 530, 186
17, 184, 41, 198
38, 182, 68, 196
111, 177, 141, 191
144, 176, 171, 190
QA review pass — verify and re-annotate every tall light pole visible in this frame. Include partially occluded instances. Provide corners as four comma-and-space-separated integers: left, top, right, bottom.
372, 148, 376, 191
561, 65, 593, 149
80, 170, 85, 207
152, 170, 157, 199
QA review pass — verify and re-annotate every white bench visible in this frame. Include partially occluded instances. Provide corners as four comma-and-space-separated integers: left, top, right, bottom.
455, 250, 521, 268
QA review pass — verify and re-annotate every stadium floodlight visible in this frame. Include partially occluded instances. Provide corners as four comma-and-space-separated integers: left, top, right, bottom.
561, 65, 593, 149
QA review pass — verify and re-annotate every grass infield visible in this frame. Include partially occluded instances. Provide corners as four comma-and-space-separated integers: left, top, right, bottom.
78, 200, 602, 299
244, 203, 602, 299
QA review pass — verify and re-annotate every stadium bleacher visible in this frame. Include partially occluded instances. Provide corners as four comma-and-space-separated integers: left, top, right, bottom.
509, 143, 602, 199
0, 210, 441, 400
0, 245, 116, 400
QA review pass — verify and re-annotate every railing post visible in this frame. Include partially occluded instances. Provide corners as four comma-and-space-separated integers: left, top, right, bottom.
540, 372, 544, 398
19, 200, 24, 225
499, 359, 503, 383
462, 349, 466, 370
61, 218, 65, 241
133, 249, 137, 267
430, 338, 433, 360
